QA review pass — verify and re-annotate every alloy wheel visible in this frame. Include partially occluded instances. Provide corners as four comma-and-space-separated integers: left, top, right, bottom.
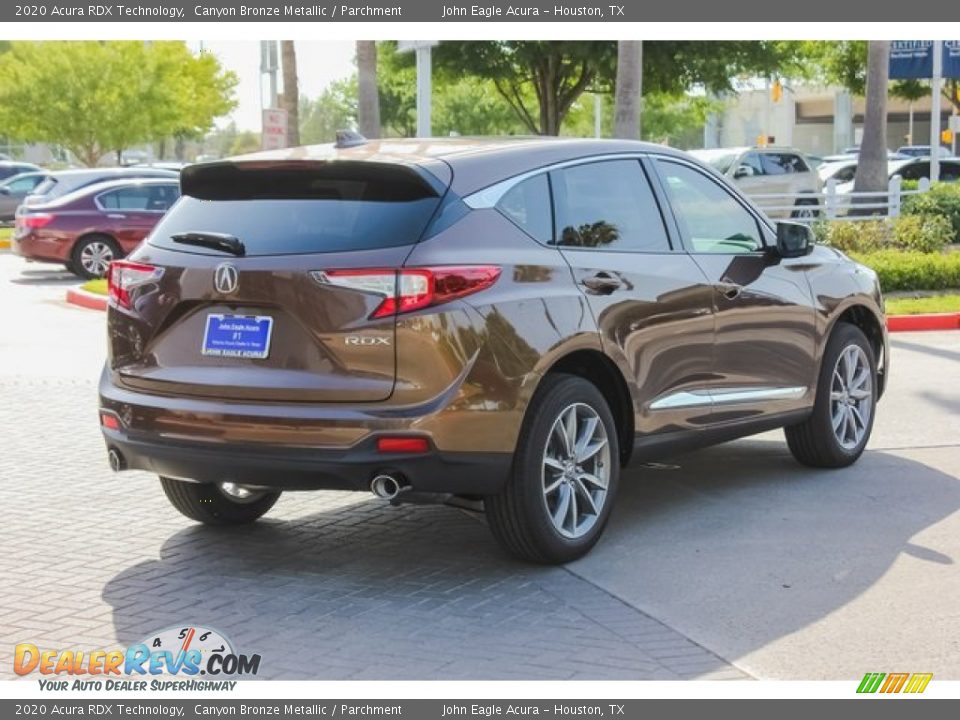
830, 344, 873, 450
218, 482, 270, 504
79, 241, 114, 277
541, 402, 610, 539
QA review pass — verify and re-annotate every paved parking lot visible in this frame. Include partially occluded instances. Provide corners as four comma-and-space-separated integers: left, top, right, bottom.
1, 253, 958, 681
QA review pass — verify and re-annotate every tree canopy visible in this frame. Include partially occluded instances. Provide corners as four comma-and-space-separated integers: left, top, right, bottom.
0, 41, 237, 166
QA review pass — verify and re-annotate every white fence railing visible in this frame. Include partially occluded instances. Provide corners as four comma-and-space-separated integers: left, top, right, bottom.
746, 176, 932, 223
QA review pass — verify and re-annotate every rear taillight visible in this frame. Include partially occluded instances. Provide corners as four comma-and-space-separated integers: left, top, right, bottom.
107, 260, 164, 309
312, 266, 501, 319
18, 213, 54, 229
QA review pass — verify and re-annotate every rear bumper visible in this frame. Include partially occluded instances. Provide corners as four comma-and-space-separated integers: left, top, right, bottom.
101, 426, 510, 494
10, 230, 69, 263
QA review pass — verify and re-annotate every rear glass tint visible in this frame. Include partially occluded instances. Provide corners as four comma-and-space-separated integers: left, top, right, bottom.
149, 161, 444, 256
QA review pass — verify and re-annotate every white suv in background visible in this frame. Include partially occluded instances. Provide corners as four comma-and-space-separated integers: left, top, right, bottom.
690, 146, 823, 219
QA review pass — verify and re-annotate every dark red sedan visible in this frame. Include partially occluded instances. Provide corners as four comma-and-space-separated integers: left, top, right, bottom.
12, 177, 181, 279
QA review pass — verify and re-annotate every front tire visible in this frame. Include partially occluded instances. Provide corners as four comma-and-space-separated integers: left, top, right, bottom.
785, 323, 877, 468
486, 374, 620, 564
160, 477, 281, 525
791, 198, 820, 220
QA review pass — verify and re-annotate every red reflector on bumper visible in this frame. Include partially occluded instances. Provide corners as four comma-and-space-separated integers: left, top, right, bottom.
377, 437, 429, 454
100, 413, 120, 430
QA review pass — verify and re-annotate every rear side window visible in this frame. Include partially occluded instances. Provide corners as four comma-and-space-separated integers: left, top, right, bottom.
496, 174, 553, 244
99, 185, 179, 211
551, 160, 670, 252
150, 161, 443, 256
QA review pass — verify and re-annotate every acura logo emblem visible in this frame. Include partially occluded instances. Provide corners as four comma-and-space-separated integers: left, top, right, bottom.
214, 263, 239, 295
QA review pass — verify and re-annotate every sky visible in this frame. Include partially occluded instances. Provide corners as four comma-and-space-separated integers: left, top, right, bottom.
195, 41, 356, 131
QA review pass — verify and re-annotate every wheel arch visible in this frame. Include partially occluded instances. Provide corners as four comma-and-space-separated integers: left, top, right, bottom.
542, 349, 635, 466
827, 302, 887, 397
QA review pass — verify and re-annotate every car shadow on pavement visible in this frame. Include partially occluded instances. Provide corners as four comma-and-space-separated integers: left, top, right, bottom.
100, 439, 959, 680
9, 268, 79, 286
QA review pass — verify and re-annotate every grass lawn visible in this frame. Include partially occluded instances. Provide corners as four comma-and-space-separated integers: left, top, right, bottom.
886, 294, 960, 315
81, 279, 108, 295
0, 227, 11, 241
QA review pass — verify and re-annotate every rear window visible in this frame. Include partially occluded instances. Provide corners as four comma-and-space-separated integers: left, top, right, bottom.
31, 177, 59, 196
149, 161, 444, 256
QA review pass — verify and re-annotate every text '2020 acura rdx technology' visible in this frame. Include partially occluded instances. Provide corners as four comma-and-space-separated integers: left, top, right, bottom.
99, 137, 888, 563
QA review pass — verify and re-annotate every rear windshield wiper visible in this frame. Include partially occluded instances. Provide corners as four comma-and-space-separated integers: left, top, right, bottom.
170, 231, 246, 256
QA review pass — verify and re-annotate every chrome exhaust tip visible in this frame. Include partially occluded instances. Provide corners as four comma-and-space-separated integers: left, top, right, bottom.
107, 448, 126, 472
370, 474, 402, 500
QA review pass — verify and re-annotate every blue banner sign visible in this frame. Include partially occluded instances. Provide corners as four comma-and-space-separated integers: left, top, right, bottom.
890, 41, 960, 79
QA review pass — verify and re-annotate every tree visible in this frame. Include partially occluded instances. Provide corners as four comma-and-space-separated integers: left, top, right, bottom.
853, 42, 890, 200
434, 42, 615, 135
0, 41, 236, 166
281, 41, 300, 147
613, 41, 642, 139
357, 41, 381, 138
300, 77, 358, 144
229, 131, 262, 156
433, 41, 810, 137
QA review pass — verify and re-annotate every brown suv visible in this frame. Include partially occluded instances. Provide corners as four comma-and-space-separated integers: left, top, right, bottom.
99, 138, 888, 564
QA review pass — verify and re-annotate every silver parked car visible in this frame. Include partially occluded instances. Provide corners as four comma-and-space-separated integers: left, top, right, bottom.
0, 171, 51, 221
19, 167, 178, 212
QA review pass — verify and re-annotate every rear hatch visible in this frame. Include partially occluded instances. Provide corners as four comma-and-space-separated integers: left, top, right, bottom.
108, 159, 446, 403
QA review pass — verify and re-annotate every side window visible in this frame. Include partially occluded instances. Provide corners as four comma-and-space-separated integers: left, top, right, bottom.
759, 153, 788, 175
496, 173, 553, 244
8, 175, 42, 192
551, 160, 670, 252
148, 184, 180, 212
657, 160, 764, 254
785, 154, 810, 173
99, 186, 152, 211
739, 152, 764, 177
833, 166, 856, 183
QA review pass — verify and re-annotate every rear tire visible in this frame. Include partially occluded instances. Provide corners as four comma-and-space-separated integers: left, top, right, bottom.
791, 198, 820, 220
160, 477, 281, 525
70, 234, 120, 280
785, 323, 877, 468
486, 373, 620, 564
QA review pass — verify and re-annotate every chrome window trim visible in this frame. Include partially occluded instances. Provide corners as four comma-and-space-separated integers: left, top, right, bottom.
649, 386, 807, 411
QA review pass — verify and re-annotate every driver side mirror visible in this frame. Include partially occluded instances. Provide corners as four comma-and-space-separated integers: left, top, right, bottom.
733, 165, 755, 179
775, 221, 814, 258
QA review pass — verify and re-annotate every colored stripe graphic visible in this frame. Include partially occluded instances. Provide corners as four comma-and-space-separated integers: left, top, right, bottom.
904, 673, 933, 694
880, 673, 909, 693
857, 673, 885, 693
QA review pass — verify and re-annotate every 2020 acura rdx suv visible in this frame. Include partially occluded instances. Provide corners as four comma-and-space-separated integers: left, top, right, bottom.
99, 137, 888, 563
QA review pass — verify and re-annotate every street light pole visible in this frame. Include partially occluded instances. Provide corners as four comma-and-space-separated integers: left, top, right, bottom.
416, 45, 432, 138
931, 41, 942, 183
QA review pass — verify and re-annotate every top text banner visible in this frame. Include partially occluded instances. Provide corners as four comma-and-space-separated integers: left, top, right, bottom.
0, 0, 953, 22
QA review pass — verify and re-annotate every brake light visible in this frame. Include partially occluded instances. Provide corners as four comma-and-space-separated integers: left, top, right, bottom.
313, 266, 501, 319
19, 213, 54, 229
107, 260, 164, 309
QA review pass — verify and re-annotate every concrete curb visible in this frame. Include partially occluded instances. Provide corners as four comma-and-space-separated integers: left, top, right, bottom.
65, 287, 107, 312
887, 312, 960, 332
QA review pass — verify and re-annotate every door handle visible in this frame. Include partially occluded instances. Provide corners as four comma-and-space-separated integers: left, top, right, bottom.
716, 282, 742, 300
107, 213, 126, 219
581, 273, 622, 294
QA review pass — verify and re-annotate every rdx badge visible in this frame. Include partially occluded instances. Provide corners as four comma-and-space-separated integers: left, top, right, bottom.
344, 336, 391, 346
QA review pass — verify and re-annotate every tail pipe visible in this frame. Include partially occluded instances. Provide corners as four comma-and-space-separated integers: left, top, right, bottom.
370, 474, 409, 501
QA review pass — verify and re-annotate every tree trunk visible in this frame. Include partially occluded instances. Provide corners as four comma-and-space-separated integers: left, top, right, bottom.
280, 41, 300, 147
852, 41, 890, 210
613, 41, 642, 140
356, 41, 380, 139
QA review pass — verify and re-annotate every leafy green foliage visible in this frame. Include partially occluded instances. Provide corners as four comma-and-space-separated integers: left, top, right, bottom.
851, 250, 960, 292
300, 77, 358, 144
884, 293, 960, 315
0, 41, 236, 166
903, 183, 960, 243
820, 216, 952, 254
